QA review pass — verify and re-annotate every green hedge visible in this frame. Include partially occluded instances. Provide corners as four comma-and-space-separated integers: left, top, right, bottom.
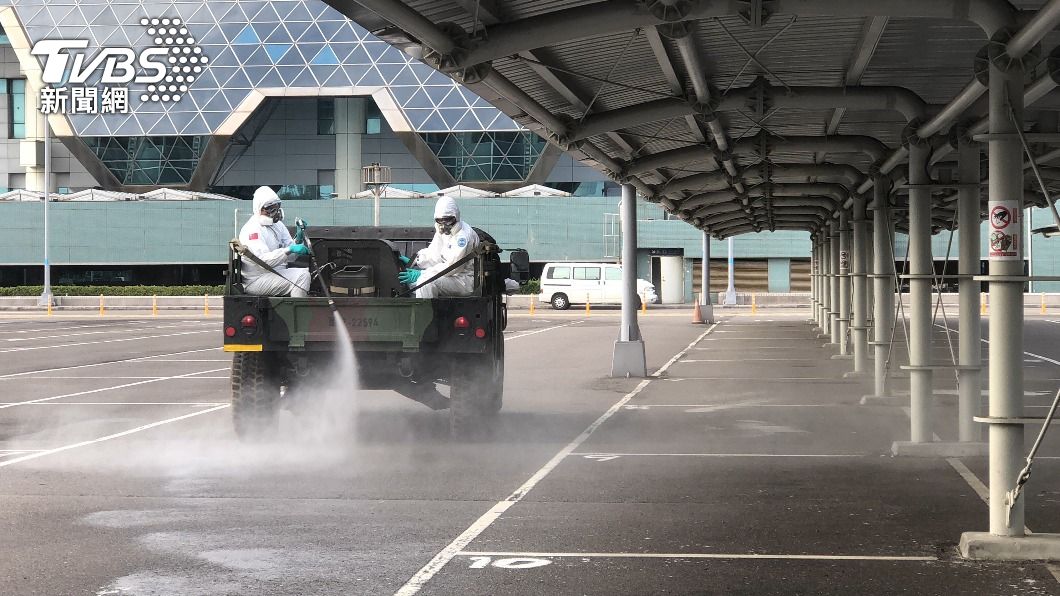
0, 285, 225, 296
519, 278, 541, 295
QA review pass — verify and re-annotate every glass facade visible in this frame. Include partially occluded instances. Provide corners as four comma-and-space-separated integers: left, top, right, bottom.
9, 0, 520, 136
317, 98, 334, 135
84, 136, 206, 185
420, 131, 546, 182
8, 79, 25, 139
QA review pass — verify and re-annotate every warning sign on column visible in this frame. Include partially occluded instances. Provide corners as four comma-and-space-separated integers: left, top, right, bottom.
987, 201, 1020, 261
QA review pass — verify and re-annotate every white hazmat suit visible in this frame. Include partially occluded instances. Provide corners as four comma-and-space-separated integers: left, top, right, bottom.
238, 187, 311, 297
412, 197, 480, 299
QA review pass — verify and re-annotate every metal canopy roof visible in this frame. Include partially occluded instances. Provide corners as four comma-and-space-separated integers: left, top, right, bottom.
327, 0, 1060, 237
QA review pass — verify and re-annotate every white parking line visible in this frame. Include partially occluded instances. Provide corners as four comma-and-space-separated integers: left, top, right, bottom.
458, 551, 936, 562
0, 405, 229, 468
0, 376, 228, 380
0, 402, 226, 406
0, 330, 214, 354
621, 404, 840, 408
0, 347, 219, 380
0, 322, 214, 343
0, 368, 229, 409
505, 320, 583, 340
393, 322, 719, 596
572, 452, 864, 458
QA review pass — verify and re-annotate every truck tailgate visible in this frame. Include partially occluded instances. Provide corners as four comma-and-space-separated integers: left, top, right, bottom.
267, 297, 435, 350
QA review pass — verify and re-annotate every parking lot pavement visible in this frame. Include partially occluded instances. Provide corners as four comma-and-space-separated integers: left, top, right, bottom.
1, 313, 1058, 595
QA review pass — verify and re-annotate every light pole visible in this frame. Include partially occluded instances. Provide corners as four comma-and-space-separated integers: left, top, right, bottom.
38, 118, 52, 306
362, 162, 391, 226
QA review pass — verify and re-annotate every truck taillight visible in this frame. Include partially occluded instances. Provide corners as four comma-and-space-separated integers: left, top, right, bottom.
241, 315, 257, 328
454, 316, 470, 329
224, 326, 237, 337
474, 327, 486, 339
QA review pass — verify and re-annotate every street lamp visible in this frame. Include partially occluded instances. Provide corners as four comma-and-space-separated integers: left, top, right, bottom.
37, 119, 52, 306
362, 162, 391, 226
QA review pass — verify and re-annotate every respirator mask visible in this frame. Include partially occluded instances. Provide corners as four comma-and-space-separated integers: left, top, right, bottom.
259, 201, 284, 225
435, 215, 457, 235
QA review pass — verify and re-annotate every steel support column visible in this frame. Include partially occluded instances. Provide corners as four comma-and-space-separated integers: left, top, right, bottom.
851, 197, 870, 373
838, 212, 852, 356
812, 237, 822, 328
871, 177, 895, 398
957, 135, 983, 444
829, 223, 841, 343
612, 183, 647, 377
908, 140, 933, 444
986, 58, 1025, 536
701, 232, 715, 323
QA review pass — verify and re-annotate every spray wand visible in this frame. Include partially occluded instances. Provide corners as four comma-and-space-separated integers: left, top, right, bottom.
295, 218, 338, 313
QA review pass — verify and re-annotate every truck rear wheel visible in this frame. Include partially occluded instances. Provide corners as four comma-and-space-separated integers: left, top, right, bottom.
449, 352, 501, 437
231, 352, 283, 440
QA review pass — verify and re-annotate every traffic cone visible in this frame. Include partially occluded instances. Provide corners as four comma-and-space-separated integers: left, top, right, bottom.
692, 293, 704, 324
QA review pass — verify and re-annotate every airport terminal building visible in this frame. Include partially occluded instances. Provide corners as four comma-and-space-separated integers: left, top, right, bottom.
0, 0, 1055, 298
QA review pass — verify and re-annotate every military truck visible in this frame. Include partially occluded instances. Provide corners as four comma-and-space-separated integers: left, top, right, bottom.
222, 226, 529, 438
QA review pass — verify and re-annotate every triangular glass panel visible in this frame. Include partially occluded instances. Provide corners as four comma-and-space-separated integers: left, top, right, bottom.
323, 68, 352, 87
278, 44, 309, 66
403, 88, 434, 109
291, 67, 320, 88
419, 110, 448, 132
257, 67, 286, 88
354, 65, 386, 87
198, 25, 228, 45
387, 65, 421, 86
310, 65, 339, 84
319, 21, 349, 41
233, 24, 260, 45
276, 65, 305, 83
297, 23, 326, 44
343, 44, 374, 65
204, 92, 233, 112
243, 65, 273, 86
232, 44, 260, 65
404, 109, 433, 130
285, 2, 315, 22
225, 69, 254, 90
264, 44, 291, 64
264, 24, 293, 44
311, 46, 339, 65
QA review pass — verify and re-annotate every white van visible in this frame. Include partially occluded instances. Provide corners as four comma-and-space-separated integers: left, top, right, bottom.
538, 262, 658, 310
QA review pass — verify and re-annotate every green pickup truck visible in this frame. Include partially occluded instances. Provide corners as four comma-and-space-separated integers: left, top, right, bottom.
222, 226, 529, 438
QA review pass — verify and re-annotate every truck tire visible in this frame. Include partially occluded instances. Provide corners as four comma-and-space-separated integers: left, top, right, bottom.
484, 333, 504, 415
449, 354, 498, 438
231, 352, 282, 440
551, 293, 570, 310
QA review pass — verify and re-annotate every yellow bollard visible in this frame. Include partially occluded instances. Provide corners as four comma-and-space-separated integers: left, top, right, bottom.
204, 293, 210, 317
152, 295, 158, 317
751, 293, 758, 314
641, 292, 647, 314
529, 295, 536, 316
46, 296, 52, 317
981, 292, 988, 316
585, 293, 591, 316
99, 294, 105, 317
1042, 292, 1047, 315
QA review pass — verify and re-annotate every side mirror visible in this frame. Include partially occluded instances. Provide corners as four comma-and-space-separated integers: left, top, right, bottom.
509, 249, 530, 282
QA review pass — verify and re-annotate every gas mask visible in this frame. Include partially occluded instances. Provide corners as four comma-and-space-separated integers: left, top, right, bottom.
258, 201, 284, 225
435, 215, 457, 235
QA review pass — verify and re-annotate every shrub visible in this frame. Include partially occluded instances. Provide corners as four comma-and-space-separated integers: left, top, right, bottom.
519, 278, 541, 295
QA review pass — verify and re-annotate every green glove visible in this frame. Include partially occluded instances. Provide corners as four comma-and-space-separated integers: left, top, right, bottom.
399, 255, 412, 265
288, 243, 310, 256
398, 269, 421, 285
294, 223, 308, 244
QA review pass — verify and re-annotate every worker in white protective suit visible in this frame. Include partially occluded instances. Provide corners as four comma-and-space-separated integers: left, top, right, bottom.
397, 196, 480, 298
238, 186, 312, 297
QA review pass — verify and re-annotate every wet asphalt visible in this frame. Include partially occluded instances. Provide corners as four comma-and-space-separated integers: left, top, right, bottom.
0, 309, 1058, 595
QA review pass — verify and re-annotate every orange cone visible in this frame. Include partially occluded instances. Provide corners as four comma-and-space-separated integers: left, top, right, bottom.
692, 293, 704, 324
